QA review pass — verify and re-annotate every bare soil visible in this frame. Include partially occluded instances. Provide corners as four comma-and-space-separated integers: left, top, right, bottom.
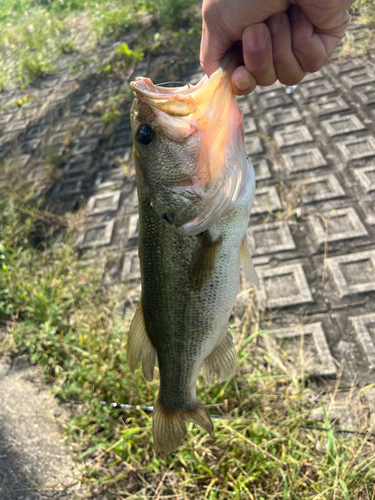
0, 354, 85, 500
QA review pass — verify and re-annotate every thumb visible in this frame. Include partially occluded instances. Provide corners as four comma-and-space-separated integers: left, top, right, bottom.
200, 15, 235, 76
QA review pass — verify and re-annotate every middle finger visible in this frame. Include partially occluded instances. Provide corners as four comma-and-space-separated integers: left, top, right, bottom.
242, 23, 277, 87
266, 11, 306, 86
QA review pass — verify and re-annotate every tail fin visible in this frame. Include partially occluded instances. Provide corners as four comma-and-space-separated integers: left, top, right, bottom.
153, 397, 214, 454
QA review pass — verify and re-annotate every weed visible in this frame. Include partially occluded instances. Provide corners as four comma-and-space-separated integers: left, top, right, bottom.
101, 107, 122, 124
340, 0, 375, 57
62, 329, 375, 499
1, 172, 374, 498
44, 148, 67, 169
0, 0, 202, 90
0, 61, 6, 92
0, 0, 146, 90
100, 92, 134, 124
1, 0, 375, 497
115, 42, 143, 62
151, 0, 199, 28
172, 22, 202, 54
91, 3, 138, 39
1, 9, 75, 87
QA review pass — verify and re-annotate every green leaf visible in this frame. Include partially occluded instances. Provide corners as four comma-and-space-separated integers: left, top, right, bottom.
339, 480, 350, 500
115, 42, 132, 57
102, 64, 111, 74
280, 468, 288, 500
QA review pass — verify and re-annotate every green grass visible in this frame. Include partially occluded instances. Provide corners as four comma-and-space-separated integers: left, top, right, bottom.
90, 3, 144, 39
67, 337, 375, 499
1, 0, 375, 496
0, 9, 75, 87
1, 165, 375, 499
340, 0, 375, 57
146, 0, 200, 28
0, 0, 202, 90
0, 0, 372, 89
0, 2, 140, 88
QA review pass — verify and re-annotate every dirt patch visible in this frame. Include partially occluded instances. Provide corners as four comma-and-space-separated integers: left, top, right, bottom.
0, 354, 85, 500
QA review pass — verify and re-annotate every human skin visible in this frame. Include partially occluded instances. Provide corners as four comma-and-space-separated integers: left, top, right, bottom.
200, 0, 354, 95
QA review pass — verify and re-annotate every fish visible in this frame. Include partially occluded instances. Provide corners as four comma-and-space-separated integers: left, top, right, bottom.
128, 52, 258, 454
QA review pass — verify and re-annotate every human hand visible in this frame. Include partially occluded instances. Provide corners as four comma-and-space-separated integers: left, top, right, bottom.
200, 0, 354, 95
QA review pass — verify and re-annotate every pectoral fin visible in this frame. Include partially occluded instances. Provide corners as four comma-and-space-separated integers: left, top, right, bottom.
127, 298, 156, 382
203, 331, 237, 384
188, 231, 222, 289
240, 237, 259, 288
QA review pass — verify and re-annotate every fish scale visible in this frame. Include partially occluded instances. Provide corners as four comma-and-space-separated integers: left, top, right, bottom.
127, 51, 258, 453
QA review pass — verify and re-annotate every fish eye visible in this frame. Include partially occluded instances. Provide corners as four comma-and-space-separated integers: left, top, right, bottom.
135, 124, 154, 146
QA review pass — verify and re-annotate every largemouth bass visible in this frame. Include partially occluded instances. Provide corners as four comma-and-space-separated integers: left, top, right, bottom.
128, 53, 258, 454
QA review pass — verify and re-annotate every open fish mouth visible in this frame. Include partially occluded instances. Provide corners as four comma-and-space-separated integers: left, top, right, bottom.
130, 75, 205, 116
130, 51, 238, 117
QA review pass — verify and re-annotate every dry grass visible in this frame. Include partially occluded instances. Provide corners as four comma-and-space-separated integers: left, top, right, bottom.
340, 0, 375, 57
1, 148, 375, 499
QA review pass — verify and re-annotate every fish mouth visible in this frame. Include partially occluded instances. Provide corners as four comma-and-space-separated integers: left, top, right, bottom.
130, 76, 205, 116
130, 50, 238, 117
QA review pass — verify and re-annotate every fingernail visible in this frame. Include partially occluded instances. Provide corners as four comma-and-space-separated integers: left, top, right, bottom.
235, 76, 252, 91
244, 24, 266, 51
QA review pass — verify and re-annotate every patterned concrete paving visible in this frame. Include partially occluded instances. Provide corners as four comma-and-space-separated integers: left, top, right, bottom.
1, 22, 375, 429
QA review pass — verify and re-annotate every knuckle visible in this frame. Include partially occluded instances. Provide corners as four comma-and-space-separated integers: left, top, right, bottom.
256, 73, 277, 87
279, 73, 305, 86
292, 43, 325, 73
272, 51, 290, 67
247, 60, 276, 81
301, 58, 324, 73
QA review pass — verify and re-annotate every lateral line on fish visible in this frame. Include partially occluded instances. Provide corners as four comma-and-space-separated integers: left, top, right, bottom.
98, 402, 375, 438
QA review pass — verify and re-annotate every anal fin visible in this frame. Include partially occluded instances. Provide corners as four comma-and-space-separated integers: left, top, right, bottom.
153, 397, 214, 454
203, 331, 237, 384
240, 236, 259, 288
127, 298, 156, 382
